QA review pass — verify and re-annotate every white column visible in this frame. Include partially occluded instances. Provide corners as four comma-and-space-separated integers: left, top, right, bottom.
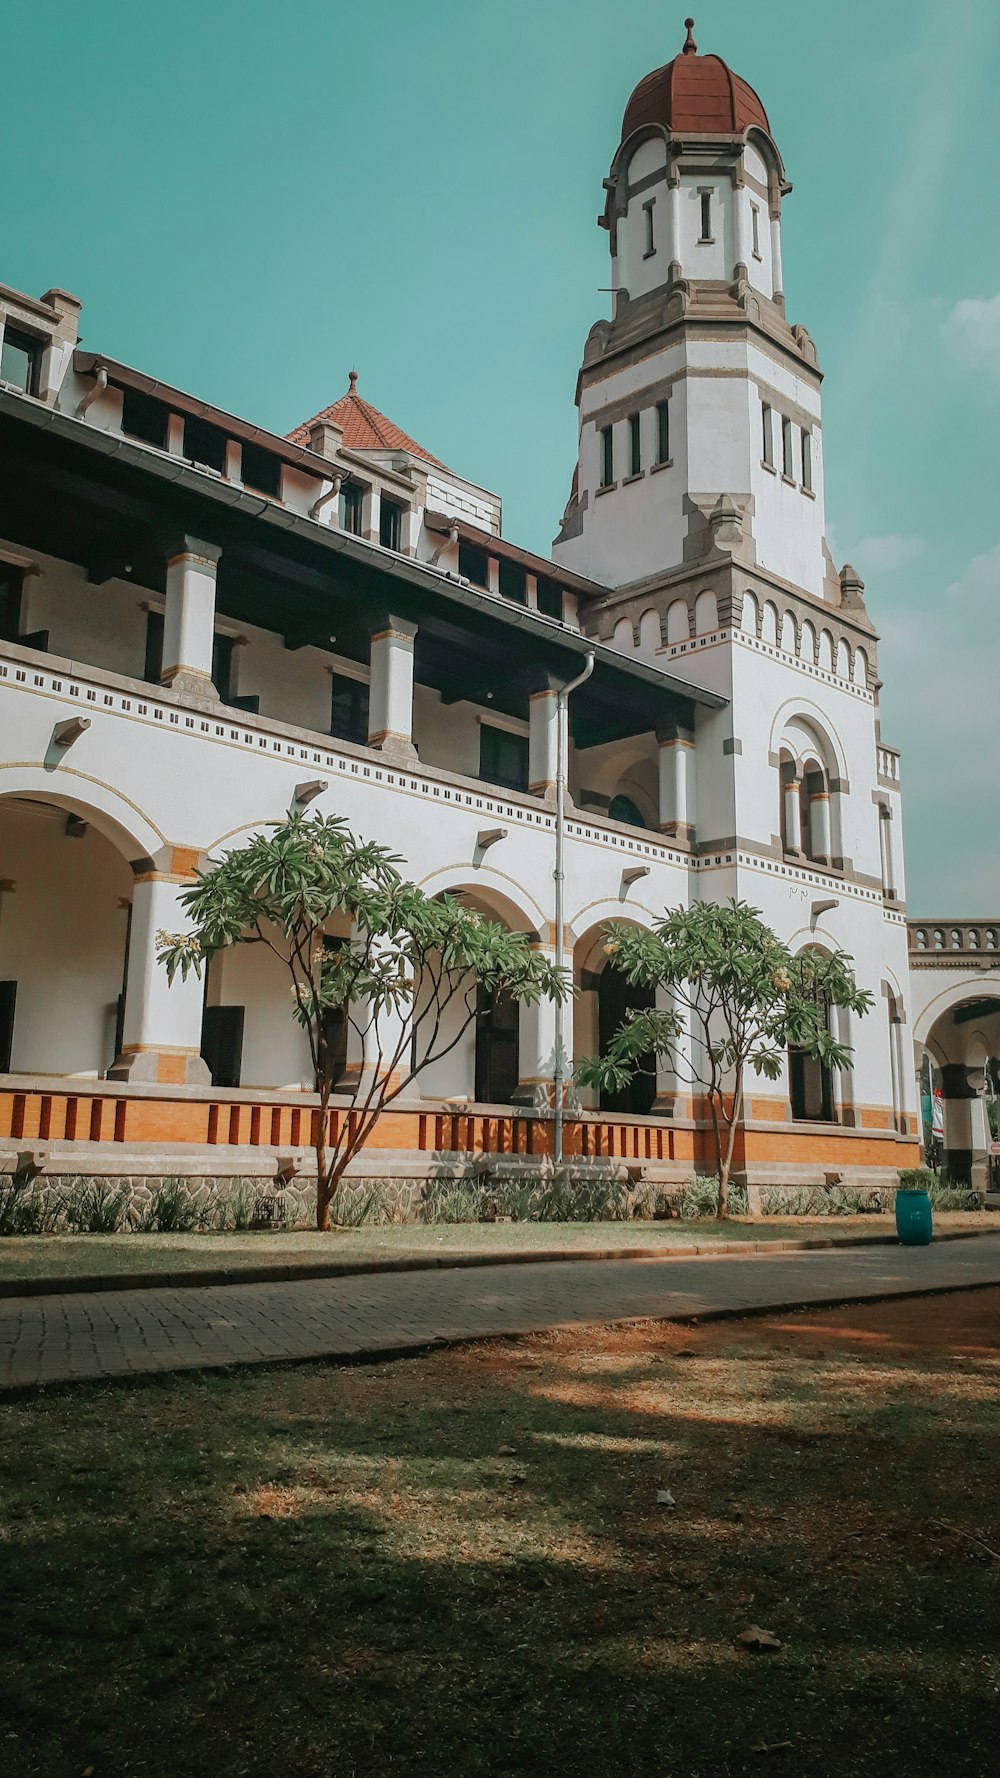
667, 177, 682, 278
657, 729, 694, 842
732, 181, 749, 274
516, 943, 566, 1108
528, 679, 560, 799
770, 212, 784, 305
367, 613, 417, 759
110, 865, 210, 1085
783, 777, 802, 853
879, 804, 896, 898
161, 535, 221, 698
357, 962, 414, 1093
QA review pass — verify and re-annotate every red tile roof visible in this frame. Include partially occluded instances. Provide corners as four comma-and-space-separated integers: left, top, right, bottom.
286, 371, 448, 469
622, 20, 770, 142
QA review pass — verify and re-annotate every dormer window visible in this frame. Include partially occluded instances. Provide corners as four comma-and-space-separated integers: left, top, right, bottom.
699, 190, 713, 242
535, 576, 564, 621
184, 415, 227, 475
122, 388, 169, 450
1, 327, 42, 396
339, 481, 364, 535
643, 198, 656, 258
241, 441, 282, 499
498, 558, 527, 604
458, 540, 489, 587
379, 497, 404, 551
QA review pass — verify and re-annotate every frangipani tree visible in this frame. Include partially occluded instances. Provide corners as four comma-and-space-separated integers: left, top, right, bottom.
158, 815, 567, 1230
577, 900, 872, 1217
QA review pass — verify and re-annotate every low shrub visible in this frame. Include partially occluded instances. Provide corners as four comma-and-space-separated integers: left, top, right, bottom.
0, 1168, 62, 1236
62, 1178, 132, 1235
675, 1177, 749, 1219
327, 1180, 390, 1228
131, 1178, 210, 1234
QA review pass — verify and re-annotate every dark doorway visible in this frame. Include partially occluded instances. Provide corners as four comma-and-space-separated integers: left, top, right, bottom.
0, 981, 16, 1072
789, 1045, 834, 1121
598, 963, 656, 1114
475, 983, 519, 1105
201, 1005, 245, 1088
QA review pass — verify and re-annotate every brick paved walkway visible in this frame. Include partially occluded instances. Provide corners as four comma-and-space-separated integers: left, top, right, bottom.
2, 1235, 999, 1391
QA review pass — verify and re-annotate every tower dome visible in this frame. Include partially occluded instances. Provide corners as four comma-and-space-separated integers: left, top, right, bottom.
621, 18, 770, 144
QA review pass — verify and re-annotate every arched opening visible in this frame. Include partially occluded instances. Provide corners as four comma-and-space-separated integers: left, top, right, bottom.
597, 961, 656, 1114
608, 792, 647, 829
414, 887, 535, 1106
918, 992, 1000, 1189
788, 945, 836, 1123
800, 756, 831, 865
0, 794, 133, 1078
775, 713, 843, 867
475, 983, 519, 1105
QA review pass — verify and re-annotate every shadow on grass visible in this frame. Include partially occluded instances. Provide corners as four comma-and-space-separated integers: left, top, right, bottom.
2, 1306, 999, 1778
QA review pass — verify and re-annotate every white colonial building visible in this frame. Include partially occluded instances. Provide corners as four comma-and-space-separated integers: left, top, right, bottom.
5, 20, 985, 1193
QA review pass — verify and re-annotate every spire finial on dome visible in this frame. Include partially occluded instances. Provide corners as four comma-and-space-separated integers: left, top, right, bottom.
682, 17, 697, 54
348, 369, 358, 392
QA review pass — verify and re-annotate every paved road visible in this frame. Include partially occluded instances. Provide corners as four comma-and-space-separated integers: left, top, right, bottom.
2, 1235, 999, 1392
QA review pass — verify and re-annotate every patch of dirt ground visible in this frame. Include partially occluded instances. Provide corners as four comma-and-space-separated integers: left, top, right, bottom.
2, 1291, 999, 1778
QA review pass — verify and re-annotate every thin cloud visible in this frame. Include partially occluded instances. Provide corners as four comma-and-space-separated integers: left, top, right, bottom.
879, 541, 1000, 913
853, 533, 924, 574
944, 291, 1000, 378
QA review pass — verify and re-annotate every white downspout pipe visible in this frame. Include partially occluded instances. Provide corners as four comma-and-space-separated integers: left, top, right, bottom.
553, 650, 594, 1167
76, 362, 108, 419
310, 473, 342, 523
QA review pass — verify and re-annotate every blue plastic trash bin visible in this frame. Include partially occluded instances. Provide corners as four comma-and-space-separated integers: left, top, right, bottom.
895, 1189, 933, 1245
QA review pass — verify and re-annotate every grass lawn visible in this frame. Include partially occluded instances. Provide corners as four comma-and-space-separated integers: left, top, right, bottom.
0, 1211, 990, 1287
2, 1292, 999, 1776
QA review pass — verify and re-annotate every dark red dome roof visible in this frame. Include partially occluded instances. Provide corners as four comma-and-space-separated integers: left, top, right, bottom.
621, 19, 770, 143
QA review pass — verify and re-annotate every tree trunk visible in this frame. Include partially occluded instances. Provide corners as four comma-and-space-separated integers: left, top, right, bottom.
314, 1082, 332, 1231
707, 1091, 727, 1218
717, 1070, 744, 1221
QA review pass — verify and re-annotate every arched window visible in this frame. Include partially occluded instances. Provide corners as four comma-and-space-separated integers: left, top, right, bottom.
608, 793, 647, 829
800, 759, 831, 864
788, 953, 836, 1123
666, 599, 688, 644
775, 715, 843, 867
474, 984, 519, 1105
778, 749, 800, 854
598, 962, 655, 1114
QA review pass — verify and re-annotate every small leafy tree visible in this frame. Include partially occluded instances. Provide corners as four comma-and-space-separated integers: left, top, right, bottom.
577, 900, 872, 1218
158, 815, 567, 1230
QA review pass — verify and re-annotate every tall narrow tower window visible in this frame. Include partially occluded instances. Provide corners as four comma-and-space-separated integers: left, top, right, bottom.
699, 190, 713, 241
600, 424, 614, 488
751, 203, 761, 258
656, 400, 670, 465
801, 429, 813, 491
761, 402, 774, 467
629, 413, 641, 476
782, 416, 794, 478
642, 198, 656, 258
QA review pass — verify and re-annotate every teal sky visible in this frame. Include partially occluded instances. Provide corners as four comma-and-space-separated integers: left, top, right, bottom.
4, 0, 999, 914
